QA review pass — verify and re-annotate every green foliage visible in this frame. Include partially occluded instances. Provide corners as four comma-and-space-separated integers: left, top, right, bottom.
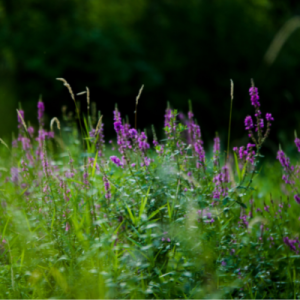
0, 88, 300, 298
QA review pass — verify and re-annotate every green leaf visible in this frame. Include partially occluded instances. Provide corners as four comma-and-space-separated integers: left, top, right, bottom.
236, 200, 247, 209
233, 152, 241, 182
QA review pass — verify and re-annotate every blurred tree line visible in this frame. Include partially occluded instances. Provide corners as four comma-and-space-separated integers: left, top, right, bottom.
0, 0, 300, 155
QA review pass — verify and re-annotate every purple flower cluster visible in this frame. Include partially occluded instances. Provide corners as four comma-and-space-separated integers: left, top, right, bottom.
110, 156, 123, 167
283, 236, 300, 253
38, 100, 45, 127
277, 150, 294, 184
212, 166, 229, 199
249, 87, 260, 107
213, 137, 220, 154
233, 143, 256, 164
198, 209, 215, 223
243, 86, 274, 146
103, 176, 111, 199
266, 113, 274, 122
294, 195, 300, 204
295, 137, 300, 152
244, 116, 253, 130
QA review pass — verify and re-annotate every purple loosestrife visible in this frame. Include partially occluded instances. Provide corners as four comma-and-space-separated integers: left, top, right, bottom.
11, 167, 19, 184
164, 108, 172, 131
277, 150, 294, 184
138, 132, 150, 154
187, 111, 194, 144
129, 128, 137, 139
110, 156, 123, 167
213, 137, 220, 153
295, 137, 300, 152
103, 176, 111, 200
27, 126, 34, 138
213, 136, 220, 166
266, 113, 274, 122
294, 195, 300, 204
249, 87, 260, 107
114, 121, 123, 133
37, 100, 45, 127
244, 116, 254, 130
194, 142, 205, 169
283, 237, 300, 254
212, 166, 229, 200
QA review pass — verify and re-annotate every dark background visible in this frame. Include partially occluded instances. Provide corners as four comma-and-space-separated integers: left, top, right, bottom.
1, 0, 300, 155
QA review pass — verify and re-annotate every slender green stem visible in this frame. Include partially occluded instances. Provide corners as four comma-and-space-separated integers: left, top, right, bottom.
226, 80, 234, 162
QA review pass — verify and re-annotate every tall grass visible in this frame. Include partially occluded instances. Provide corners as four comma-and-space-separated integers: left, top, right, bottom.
0, 81, 299, 299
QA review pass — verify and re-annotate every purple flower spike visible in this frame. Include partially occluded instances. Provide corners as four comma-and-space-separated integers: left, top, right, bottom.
213, 137, 220, 153
295, 138, 300, 152
266, 113, 274, 122
114, 121, 123, 133
129, 128, 137, 138
244, 116, 254, 130
294, 195, 300, 204
110, 156, 123, 167
249, 86, 260, 107
38, 101, 45, 126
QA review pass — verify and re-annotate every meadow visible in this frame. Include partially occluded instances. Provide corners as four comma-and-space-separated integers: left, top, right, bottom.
0, 79, 299, 299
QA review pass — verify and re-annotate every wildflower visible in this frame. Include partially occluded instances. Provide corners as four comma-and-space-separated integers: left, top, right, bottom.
114, 121, 123, 133
294, 195, 300, 204
249, 86, 260, 107
266, 113, 274, 122
295, 138, 300, 152
27, 126, 34, 137
37, 100, 45, 126
110, 156, 123, 167
138, 132, 150, 153
283, 237, 300, 253
103, 176, 111, 199
213, 137, 220, 153
65, 222, 70, 232
11, 167, 19, 184
244, 116, 254, 130
277, 150, 294, 184
128, 128, 137, 139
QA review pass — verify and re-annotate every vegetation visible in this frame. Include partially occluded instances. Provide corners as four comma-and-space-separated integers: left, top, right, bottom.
0, 80, 300, 299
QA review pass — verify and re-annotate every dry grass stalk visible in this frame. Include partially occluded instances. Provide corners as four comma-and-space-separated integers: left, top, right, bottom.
56, 78, 76, 102
136, 84, 144, 105
230, 79, 234, 100
16, 109, 27, 132
264, 16, 300, 65
0, 138, 8, 149
50, 117, 61, 131
86, 87, 90, 111
76, 91, 86, 96
95, 115, 103, 135
135, 84, 144, 129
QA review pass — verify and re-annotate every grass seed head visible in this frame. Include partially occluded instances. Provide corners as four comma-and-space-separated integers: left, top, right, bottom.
16, 109, 27, 132
50, 117, 61, 131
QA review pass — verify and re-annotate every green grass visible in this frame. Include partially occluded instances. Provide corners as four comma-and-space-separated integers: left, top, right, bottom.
0, 94, 300, 299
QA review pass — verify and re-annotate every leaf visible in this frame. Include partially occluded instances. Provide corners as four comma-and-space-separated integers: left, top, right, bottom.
236, 200, 247, 209
126, 204, 136, 225
233, 152, 241, 182
91, 151, 98, 177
